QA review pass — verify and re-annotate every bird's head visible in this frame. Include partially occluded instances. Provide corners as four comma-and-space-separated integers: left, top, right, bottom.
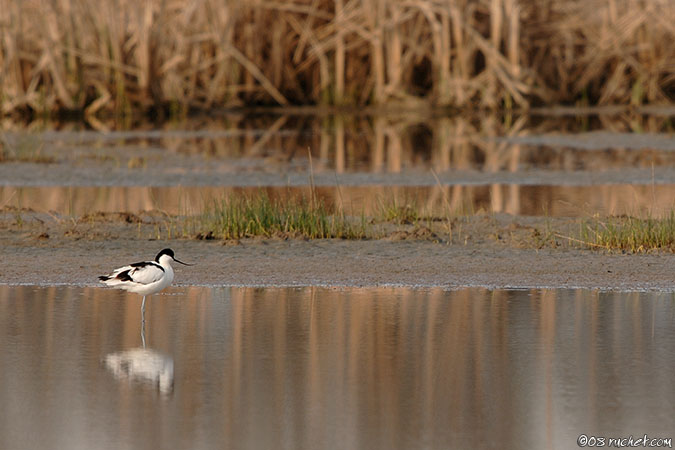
155, 248, 193, 266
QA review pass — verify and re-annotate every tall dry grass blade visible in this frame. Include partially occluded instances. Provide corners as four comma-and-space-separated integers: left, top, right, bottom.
223, 44, 289, 106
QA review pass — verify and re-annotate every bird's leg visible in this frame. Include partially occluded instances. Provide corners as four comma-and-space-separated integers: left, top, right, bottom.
140, 296, 147, 347
141, 318, 146, 349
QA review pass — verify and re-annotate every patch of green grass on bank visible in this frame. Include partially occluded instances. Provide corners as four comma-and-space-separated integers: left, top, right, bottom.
190, 193, 367, 240
376, 197, 420, 225
578, 213, 675, 252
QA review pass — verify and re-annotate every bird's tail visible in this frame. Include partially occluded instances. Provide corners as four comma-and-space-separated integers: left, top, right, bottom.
99, 275, 124, 286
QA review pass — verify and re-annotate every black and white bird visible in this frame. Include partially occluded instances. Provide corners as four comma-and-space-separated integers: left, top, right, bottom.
99, 248, 192, 316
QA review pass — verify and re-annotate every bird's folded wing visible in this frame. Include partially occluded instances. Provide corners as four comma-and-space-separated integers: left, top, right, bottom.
118, 262, 164, 284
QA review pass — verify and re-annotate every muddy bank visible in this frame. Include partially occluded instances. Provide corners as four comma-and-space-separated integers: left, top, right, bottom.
2, 238, 673, 291
1, 212, 673, 290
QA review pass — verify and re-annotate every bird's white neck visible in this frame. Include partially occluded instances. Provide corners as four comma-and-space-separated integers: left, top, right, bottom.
157, 255, 174, 268
157, 255, 175, 285
158, 255, 175, 276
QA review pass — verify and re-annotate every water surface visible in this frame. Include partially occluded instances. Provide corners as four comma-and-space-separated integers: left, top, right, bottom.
2, 112, 674, 189
1, 286, 673, 450
3, 111, 674, 218
3, 184, 675, 218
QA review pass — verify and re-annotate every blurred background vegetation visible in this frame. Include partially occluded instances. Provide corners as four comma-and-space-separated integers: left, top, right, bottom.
0, 0, 673, 117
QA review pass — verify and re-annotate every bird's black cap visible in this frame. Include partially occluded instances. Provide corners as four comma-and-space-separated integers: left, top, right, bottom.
155, 248, 175, 261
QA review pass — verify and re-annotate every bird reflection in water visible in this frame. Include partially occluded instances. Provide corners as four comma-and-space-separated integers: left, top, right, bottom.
104, 310, 174, 394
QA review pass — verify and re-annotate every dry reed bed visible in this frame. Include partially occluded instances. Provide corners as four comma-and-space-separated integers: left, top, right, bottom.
0, 0, 673, 115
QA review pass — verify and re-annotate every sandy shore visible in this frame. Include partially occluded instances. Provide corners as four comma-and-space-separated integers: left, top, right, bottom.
1, 212, 673, 290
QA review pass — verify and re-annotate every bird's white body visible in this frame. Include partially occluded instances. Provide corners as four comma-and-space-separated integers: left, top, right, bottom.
100, 255, 175, 296
99, 249, 191, 316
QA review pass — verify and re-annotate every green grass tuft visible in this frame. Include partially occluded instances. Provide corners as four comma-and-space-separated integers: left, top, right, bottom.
579, 213, 675, 252
191, 193, 366, 240
376, 197, 420, 224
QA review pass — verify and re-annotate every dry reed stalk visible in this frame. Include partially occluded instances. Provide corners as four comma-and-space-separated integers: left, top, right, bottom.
334, 0, 346, 103
384, 6, 402, 98
488, 0, 503, 108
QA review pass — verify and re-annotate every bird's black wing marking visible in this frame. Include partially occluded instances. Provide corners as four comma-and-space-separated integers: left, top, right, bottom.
115, 269, 133, 282
130, 261, 164, 271
100, 261, 165, 285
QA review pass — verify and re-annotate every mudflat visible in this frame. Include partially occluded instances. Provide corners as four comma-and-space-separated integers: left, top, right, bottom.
1, 210, 672, 291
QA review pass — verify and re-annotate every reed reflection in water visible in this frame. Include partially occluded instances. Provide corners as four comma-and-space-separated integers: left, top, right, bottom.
0, 286, 673, 450
4, 184, 675, 218
3, 112, 673, 176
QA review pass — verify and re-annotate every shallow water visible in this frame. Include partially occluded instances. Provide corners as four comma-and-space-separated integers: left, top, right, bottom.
3, 112, 674, 179
2, 112, 674, 218
3, 184, 675, 218
1, 286, 673, 450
